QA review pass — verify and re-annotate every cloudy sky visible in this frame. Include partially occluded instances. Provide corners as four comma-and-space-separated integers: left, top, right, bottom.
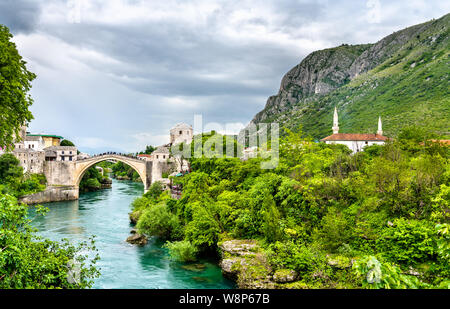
1, 0, 448, 153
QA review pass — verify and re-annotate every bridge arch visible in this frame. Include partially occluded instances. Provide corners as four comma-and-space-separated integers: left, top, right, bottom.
74, 155, 150, 192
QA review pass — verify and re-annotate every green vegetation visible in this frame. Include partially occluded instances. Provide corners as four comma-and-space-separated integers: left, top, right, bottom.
79, 164, 111, 192
131, 127, 449, 288
0, 155, 100, 288
0, 193, 100, 288
0, 25, 36, 150
111, 161, 141, 182
0, 154, 46, 197
139, 145, 156, 155
60, 140, 75, 147
164, 240, 198, 262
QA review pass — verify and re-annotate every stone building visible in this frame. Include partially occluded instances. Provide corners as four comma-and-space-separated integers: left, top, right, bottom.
24, 135, 45, 151
152, 145, 170, 162
44, 146, 77, 162
170, 123, 193, 145
321, 107, 388, 153
1, 124, 78, 175
13, 148, 45, 174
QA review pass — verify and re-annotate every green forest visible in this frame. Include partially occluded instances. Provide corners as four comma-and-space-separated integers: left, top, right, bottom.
132, 128, 449, 289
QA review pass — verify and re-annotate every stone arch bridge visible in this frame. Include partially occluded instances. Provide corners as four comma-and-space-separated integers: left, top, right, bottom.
41, 153, 174, 201
75, 154, 152, 190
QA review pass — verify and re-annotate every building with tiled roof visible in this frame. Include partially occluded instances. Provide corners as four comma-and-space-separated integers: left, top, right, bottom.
320, 107, 388, 153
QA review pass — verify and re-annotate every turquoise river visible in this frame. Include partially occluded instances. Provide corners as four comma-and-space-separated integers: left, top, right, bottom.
29, 179, 235, 289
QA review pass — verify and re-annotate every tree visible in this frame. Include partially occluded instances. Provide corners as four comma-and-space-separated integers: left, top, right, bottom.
60, 139, 75, 147
0, 25, 36, 150
139, 145, 155, 155
0, 154, 22, 184
0, 193, 100, 288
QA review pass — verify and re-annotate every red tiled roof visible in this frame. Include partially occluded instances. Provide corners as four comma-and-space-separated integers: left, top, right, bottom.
138, 154, 152, 158
321, 133, 388, 142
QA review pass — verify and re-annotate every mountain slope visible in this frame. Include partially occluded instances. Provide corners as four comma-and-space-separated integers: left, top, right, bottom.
241, 13, 450, 142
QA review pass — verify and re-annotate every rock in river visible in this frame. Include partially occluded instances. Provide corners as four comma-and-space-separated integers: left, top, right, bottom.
126, 233, 148, 246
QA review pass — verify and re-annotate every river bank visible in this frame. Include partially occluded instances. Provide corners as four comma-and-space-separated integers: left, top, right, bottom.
19, 185, 79, 204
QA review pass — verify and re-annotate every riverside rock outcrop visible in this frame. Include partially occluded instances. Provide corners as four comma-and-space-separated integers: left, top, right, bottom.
219, 240, 275, 289
126, 233, 148, 246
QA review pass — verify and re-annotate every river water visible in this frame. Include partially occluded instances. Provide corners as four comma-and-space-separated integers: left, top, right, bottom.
29, 179, 235, 289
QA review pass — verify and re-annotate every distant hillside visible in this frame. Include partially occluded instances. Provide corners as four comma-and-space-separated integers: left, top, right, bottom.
240, 13, 450, 142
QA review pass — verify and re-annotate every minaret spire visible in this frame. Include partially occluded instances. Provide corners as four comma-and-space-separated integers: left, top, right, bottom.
332, 107, 339, 134
377, 116, 383, 136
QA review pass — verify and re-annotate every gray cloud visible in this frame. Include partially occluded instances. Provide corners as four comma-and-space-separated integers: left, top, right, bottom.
0, 0, 41, 34
4, 0, 449, 153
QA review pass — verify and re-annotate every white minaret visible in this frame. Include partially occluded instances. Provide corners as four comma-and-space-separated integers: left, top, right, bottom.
377, 116, 383, 136
332, 107, 339, 134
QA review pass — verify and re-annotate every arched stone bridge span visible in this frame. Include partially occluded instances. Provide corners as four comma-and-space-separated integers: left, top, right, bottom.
75, 154, 152, 191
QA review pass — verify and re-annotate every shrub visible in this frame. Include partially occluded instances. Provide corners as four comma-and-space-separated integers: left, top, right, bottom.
84, 178, 101, 190
353, 256, 426, 289
185, 201, 221, 249
313, 207, 352, 252
144, 181, 164, 200
164, 240, 198, 262
376, 218, 436, 265
137, 203, 181, 240
131, 197, 150, 212
267, 241, 316, 273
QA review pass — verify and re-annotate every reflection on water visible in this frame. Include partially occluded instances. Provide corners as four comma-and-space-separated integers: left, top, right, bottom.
29, 179, 235, 289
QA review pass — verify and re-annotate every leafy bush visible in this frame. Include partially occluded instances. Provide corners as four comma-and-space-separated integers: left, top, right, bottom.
313, 207, 352, 252
353, 256, 426, 289
164, 240, 198, 262
185, 201, 222, 249
144, 181, 164, 200
0, 192, 99, 288
137, 203, 182, 240
267, 241, 317, 274
376, 218, 436, 265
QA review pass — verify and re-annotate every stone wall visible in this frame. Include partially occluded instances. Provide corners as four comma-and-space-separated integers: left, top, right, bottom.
151, 160, 175, 182
44, 161, 76, 186
19, 186, 79, 204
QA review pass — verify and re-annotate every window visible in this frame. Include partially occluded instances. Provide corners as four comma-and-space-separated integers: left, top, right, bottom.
365, 141, 368, 145
156, 155, 159, 159
163, 155, 165, 159
69, 156, 72, 161
62, 151, 65, 154
179, 131, 182, 134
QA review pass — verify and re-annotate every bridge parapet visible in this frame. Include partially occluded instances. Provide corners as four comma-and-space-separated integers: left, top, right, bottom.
77, 153, 146, 163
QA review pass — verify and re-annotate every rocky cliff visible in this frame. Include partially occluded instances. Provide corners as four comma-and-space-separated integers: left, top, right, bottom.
240, 13, 450, 142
